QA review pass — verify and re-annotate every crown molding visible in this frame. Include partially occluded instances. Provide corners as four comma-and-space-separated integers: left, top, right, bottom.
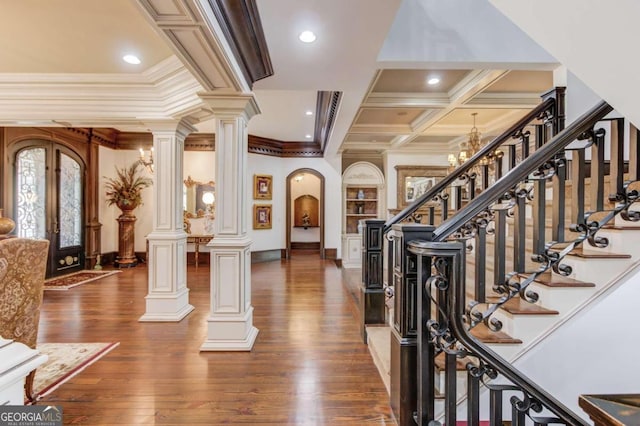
207, 0, 273, 88
314, 91, 342, 153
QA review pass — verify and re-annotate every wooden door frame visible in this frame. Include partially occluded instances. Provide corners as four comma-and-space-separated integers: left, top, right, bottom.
285, 168, 324, 259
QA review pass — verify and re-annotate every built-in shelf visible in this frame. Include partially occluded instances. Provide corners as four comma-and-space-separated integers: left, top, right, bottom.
342, 162, 385, 268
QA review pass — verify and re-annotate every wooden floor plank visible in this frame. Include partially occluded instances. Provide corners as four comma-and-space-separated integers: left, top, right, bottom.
36, 251, 395, 425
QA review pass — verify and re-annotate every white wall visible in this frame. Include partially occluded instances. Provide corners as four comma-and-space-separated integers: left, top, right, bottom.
383, 152, 449, 211
98, 146, 153, 253
512, 265, 640, 420
99, 147, 215, 254
290, 173, 321, 243
248, 153, 342, 256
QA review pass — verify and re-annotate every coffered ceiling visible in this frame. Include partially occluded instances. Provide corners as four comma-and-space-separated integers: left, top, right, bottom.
0, 0, 557, 159
340, 69, 553, 155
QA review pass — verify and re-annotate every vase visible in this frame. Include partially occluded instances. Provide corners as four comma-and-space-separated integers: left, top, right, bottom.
115, 202, 139, 268
0, 209, 16, 237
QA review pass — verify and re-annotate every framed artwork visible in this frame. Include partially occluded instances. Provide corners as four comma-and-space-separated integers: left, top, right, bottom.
395, 165, 449, 208
254, 174, 273, 200
253, 204, 272, 229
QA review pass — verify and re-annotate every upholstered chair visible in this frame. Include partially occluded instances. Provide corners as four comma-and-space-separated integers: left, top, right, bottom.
0, 237, 50, 401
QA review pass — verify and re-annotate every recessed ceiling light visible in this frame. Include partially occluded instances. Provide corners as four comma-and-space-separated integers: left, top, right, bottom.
305, 110, 313, 116
427, 77, 440, 85
299, 31, 316, 43
305, 134, 312, 139
123, 54, 141, 65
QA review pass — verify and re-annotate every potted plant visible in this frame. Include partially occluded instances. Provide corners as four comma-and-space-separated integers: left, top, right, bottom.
104, 162, 152, 215
104, 162, 152, 268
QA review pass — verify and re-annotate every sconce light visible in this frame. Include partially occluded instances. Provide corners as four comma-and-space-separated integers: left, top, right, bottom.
202, 191, 215, 206
139, 147, 154, 173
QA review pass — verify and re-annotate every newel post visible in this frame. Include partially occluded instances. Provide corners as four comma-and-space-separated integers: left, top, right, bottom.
389, 224, 435, 426
360, 219, 386, 342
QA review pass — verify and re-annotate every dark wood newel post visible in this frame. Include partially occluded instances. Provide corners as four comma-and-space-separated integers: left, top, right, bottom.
390, 224, 435, 426
360, 219, 386, 343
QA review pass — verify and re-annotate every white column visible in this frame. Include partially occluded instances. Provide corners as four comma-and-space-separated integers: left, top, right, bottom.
199, 94, 260, 351
139, 120, 196, 322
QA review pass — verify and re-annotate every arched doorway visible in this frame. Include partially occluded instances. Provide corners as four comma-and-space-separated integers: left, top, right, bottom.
286, 168, 324, 259
8, 139, 86, 277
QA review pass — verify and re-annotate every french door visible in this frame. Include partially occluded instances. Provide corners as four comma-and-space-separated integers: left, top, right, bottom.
14, 142, 85, 277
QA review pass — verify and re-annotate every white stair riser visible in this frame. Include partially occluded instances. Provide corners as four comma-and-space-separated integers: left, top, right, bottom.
492, 310, 558, 344
559, 256, 632, 283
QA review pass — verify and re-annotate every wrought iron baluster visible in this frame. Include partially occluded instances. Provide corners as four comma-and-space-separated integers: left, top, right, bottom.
630, 124, 640, 181
469, 174, 477, 200
493, 209, 507, 289
512, 398, 527, 426
475, 223, 488, 303
513, 187, 528, 273
609, 118, 625, 201
531, 124, 548, 255
509, 144, 517, 170
572, 148, 586, 226
445, 352, 457, 425
481, 164, 490, 190
489, 388, 503, 426
591, 128, 606, 211
551, 153, 567, 242
440, 193, 449, 222
494, 151, 504, 181
453, 186, 463, 212
467, 366, 481, 426
429, 205, 435, 226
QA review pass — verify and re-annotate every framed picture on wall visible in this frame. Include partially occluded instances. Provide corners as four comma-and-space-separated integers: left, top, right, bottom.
253, 204, 272, 229
254, 174, 272, 199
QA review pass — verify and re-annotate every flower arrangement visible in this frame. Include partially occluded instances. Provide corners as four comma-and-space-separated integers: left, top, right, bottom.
104, 162, 152, 210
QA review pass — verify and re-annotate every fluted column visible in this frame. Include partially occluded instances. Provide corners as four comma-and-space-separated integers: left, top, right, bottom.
139, 120, 196, 322
199, 94, 260, 351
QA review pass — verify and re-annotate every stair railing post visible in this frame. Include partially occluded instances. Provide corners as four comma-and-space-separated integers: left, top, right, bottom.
360, 219, 386, 343
389, 223, 435, 426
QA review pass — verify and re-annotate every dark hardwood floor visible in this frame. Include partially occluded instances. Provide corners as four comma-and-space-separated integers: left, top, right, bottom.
36, 250, 395, 425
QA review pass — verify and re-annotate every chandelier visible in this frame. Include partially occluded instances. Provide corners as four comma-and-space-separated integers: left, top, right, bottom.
448, 112, 482, 170
139, 147, 154, 173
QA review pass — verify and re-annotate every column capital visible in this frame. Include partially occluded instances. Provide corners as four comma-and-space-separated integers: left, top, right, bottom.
143, 119, 198, 139
198, 93, 261, 121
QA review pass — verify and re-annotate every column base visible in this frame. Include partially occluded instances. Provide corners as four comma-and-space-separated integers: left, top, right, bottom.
200, 307, 259, 351
139, 287, 194, 322
390, 328, 417, 426
200, 326, 259, 351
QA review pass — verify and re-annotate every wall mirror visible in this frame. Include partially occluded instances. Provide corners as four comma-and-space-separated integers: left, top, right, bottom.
395, 166, 449, 208
183, 176, 215, 218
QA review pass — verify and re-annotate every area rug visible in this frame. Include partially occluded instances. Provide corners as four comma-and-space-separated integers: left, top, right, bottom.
32, 342, 120, 400
44, 270, 120, 290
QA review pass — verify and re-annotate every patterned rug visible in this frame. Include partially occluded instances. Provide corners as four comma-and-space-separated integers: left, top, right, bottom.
32, 342, 120, 401
44, 270, 120, 290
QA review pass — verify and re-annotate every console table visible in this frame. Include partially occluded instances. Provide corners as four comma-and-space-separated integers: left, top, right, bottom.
187, 234, 214, 268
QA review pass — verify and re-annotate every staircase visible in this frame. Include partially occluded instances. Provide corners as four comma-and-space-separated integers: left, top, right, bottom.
359, 91, 640, 425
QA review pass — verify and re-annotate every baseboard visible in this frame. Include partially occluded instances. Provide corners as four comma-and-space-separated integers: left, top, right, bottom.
251, 249, 282, 263
324, 248, 337, 260
100, 251, 117, 266
291, 242, 320, 250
